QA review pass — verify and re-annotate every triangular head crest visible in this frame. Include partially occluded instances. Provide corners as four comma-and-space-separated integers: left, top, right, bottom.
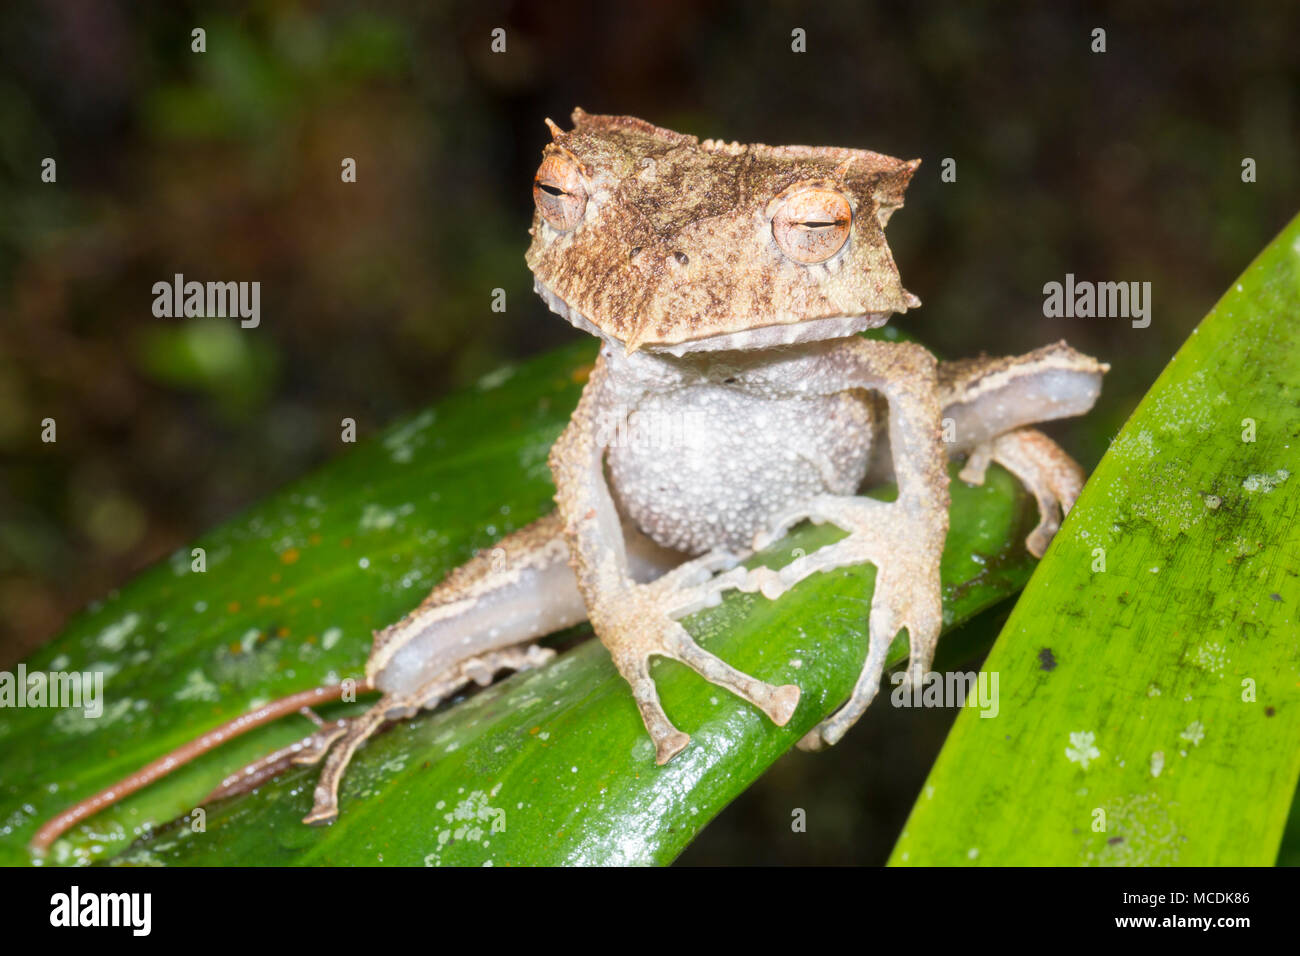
526, 109, 920, 353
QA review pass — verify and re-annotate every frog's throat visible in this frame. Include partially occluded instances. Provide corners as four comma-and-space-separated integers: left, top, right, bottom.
533, 279, 902, 357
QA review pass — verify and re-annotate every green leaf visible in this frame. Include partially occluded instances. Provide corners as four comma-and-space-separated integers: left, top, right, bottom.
1, 337, 1039, 867
891, 213, 1300, 866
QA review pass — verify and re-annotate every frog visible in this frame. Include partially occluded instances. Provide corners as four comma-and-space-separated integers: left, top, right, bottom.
31, 109, 1107, 851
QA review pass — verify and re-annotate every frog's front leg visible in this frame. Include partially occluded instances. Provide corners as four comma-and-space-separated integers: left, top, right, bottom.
942, 341, 1107, 556
550, 353, 800, 763
753, 339, 950, 751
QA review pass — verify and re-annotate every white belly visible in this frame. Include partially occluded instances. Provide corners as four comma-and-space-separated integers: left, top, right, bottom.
607, 385, 874, 554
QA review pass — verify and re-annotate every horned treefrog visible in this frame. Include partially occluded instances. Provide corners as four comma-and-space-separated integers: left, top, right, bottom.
32, 110, 1107, 848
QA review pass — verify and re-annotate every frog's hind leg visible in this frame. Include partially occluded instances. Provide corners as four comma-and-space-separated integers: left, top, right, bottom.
32, 512, 697, 848
959, 428, 1085, 557
302, 643, 555, 824
201, 645, 555, 822
222, 511, 701, 824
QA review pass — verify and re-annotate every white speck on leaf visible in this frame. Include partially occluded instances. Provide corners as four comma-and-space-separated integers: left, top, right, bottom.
175, 669, 219, 702
424, 790, 507, 867
1066, 731, 1101, 770
96, 613, 140, 651
1192, 642, 1228, 677
360, 503, 399, 531
1179, 720, 1205, 747
1242, 469, 1290, 493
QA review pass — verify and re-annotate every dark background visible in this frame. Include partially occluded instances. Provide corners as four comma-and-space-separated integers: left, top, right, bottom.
1, 0, 1296, 864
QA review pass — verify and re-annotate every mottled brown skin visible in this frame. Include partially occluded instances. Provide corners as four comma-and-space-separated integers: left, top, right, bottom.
32, 112, 1108, 850
526, 109, 919, 351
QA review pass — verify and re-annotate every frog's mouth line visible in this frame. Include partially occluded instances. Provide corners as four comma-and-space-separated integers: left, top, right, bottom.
533, 280, 894, 357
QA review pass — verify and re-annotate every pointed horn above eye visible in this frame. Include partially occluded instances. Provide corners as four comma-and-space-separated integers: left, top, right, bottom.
544, 117, 564, 141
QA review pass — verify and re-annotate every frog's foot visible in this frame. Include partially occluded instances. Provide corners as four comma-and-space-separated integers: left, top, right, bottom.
301, 644, 554, 825
959, 427, 1084, 558
746, 494, 946, 752
204, 708, 350, 803
596, 559, 801, 765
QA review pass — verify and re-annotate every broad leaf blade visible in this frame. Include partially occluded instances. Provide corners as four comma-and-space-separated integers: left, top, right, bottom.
891, 214, 1300, 866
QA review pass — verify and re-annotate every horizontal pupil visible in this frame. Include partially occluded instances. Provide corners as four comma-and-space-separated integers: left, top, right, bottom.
537, 182, 566, 197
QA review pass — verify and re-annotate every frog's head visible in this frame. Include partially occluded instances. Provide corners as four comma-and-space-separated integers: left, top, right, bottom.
526, 108, 920, 356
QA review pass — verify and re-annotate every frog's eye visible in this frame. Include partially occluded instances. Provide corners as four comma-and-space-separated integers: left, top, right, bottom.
533, 154, 588, 231
771, 188, 852, 264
